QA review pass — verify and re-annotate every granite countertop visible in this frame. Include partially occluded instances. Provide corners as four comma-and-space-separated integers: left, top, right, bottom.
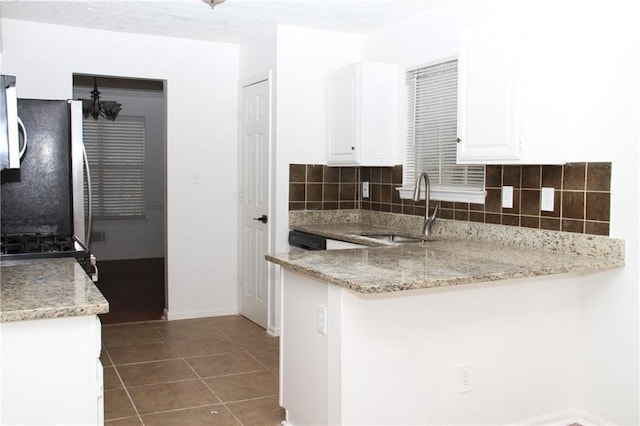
0, 257, 109, 323
266, 214, 625, 295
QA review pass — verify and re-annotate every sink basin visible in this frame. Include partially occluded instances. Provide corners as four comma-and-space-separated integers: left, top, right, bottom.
361, 234, 426, 243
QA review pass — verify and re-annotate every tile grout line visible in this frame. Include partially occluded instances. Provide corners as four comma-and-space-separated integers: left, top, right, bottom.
103, 318, 283, 425
125, 395, 281, 422
583, 163, 588, 233
243, 349, 279, 375
105, 346, 144, 425
183, 356, 245, 426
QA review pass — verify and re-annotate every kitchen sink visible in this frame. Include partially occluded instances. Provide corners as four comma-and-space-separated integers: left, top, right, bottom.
360, 234, 426, 243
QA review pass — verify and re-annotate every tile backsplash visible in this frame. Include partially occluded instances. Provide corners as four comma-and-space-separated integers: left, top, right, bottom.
289, 162, 612, 236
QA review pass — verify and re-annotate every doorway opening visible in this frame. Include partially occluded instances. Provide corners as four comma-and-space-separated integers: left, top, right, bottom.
73, 74, 167, 324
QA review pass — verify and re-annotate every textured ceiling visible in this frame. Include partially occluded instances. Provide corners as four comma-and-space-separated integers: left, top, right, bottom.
0, 0, 446, 44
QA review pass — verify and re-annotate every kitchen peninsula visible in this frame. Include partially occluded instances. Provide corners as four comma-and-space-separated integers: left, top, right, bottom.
0, 257, 109, 425
267, 211, 625, 425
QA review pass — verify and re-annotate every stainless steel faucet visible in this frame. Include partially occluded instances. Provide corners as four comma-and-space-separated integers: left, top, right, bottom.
413, 171, 438, 237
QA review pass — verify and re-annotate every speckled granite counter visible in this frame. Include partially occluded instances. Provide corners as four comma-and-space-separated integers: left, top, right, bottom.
0, 257, 109, 322
266, 211, 625, 294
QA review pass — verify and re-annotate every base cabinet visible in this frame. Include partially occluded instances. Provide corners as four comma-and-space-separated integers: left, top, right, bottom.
1, 315, 103, 425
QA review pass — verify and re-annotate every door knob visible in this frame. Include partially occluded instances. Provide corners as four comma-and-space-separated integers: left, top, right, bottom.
253, 214, 268, 224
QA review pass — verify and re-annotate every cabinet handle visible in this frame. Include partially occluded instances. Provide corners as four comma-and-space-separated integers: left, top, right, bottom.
351, 146, 355, 150
456, 138, 462, 144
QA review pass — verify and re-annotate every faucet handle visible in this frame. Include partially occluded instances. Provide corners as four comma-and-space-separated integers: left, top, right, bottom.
428, 204, 438, 221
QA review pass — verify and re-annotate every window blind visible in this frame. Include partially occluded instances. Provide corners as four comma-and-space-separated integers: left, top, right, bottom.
83, 116, 146, 219
404, 59, 485, 201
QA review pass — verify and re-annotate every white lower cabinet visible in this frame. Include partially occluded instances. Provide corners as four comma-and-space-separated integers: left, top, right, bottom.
0, 315, 104, 425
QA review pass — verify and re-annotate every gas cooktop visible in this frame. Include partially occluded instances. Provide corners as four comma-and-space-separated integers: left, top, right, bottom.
0, 233, 89, 261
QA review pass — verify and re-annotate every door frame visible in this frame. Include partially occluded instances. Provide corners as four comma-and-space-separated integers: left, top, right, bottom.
237, 71, 278, 335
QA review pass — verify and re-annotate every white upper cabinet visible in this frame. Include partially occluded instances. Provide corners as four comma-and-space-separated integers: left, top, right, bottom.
457, 23, 567, 165
327, 62, 398, 166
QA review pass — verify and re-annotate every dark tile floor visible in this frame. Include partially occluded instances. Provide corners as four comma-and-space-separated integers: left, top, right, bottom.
101, 315, 284, 425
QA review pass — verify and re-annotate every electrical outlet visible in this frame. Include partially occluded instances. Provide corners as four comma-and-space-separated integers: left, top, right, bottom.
362, 181, 370, 198
458, 364, 472, 393
541, 187, 555, 212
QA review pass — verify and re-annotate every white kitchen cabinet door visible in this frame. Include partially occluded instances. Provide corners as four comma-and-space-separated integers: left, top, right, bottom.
327, 62, 398, 166
328, 68, 358, 164
457, 24, 524, 164
1, 315, 104, 425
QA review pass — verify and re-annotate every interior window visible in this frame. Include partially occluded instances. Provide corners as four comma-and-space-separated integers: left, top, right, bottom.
400, 59, 485, 203
83, 116, 146, 219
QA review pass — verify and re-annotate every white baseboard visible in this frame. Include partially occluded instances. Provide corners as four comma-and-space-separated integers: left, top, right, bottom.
513, 409, 616, 426
165, 308, 238, 321
267, 324, 281, 337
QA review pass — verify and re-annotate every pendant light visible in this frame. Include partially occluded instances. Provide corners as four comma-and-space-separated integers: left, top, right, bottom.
81, 78, 122, 121
202, 0, 226, 9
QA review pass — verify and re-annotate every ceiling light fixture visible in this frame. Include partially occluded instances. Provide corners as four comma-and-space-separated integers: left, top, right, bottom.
202, 0, 226, 9
81, 78, 122, 121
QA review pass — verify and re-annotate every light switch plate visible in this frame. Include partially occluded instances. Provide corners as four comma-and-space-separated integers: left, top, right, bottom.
191, 171, 201, 185
502, 186, 514, 208
541, 187, 555, 212
317, 305, 327, 335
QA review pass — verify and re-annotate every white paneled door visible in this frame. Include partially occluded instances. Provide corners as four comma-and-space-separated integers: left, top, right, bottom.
239, 79, 270, 328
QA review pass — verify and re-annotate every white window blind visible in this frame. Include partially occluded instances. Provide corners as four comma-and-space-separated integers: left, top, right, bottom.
402, 59, 485, 203
83, 116, 146, 219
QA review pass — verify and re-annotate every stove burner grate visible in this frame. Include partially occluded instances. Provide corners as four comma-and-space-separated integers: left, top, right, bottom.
0, 233, 76, 255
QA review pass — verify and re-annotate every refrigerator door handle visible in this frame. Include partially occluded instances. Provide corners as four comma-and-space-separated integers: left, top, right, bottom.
5, 83, 21, 168
17, 116, 27, 159
83, 143, 93, 247
69, 100, 92, 247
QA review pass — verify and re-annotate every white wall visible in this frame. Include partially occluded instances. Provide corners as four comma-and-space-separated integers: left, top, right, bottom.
362, 0, 639, 423
1, 19, 241, 320
72, 85, 165, 261
339, 276, 582, 425
240, 29, 277, 81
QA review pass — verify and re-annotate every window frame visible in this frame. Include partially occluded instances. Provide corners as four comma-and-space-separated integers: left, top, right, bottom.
397, 57, 486, 204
